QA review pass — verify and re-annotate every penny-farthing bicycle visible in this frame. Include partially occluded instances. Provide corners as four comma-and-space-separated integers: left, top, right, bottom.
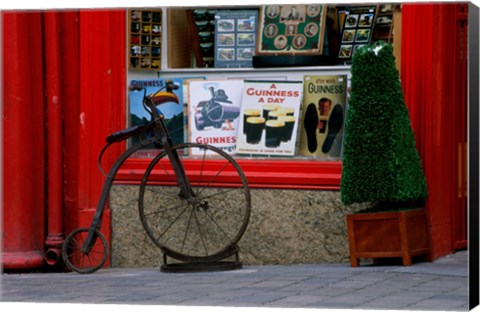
62, 81, 251, 273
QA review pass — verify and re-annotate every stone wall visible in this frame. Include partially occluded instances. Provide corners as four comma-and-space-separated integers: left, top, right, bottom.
109, 185, 358, 267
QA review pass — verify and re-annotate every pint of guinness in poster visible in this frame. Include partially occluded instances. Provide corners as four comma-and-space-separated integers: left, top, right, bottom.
236, 80, 303, 156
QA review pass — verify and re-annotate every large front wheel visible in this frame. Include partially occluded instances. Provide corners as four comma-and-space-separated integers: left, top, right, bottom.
138, 143, 251, 263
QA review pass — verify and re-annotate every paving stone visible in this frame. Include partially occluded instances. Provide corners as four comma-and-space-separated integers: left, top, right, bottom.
1, 250, 469, 311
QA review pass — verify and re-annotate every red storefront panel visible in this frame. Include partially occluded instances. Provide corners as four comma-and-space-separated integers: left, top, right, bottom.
401, 3, 468, 258
2, 12, 46, 269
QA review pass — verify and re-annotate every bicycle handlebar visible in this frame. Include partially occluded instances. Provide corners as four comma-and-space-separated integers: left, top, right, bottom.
166, 80, 180, 93
108, 80, 180, 146
106, 122, 155, 144
129, 85, 143, 91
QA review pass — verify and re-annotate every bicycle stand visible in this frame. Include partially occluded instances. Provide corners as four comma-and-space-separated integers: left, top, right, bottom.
160, 247, 242, 273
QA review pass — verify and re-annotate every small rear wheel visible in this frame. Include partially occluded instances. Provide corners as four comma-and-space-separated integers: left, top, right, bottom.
62, 228, 109, 274
138, 143, 251, 263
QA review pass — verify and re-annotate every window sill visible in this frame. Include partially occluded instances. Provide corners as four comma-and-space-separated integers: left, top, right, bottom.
115, 158, 342, 190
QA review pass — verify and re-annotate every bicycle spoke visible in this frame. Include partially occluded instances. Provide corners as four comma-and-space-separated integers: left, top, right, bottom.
201, 202, 247, 217
71, 236, 84, 248
194, 188, 247, 218
180, 205, 195, 254
193, 209, 210, 256
89, 249, 104, 256
153, 159, 176, 180
195, 187, 244, 203
195, 160, 232, 197
66, 249, 84, 258
198, 147, 207, 181
143, 200, 188, 218
203, 209, 234, 245
155, 204, 189, 242
144, 187, 181, 201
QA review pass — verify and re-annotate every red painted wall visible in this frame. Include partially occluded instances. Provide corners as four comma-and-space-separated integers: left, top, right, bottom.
68, 9, 126, 245
2, 10, 126, 269
2, 12, 46, 269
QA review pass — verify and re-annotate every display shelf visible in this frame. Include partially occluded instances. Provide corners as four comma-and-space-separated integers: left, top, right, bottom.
371, 3, 397, 44
166, 6, 345, 70
127, 63, 352, 88
127, 64, 352, 83
157, 64, 351, 74
145, 5, 401, 72
128, 8, 163, 70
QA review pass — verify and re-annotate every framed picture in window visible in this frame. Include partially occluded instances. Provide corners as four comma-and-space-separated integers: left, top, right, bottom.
338, 5, 377, 61
256, 4, 327, 55
213, 9, 258, 68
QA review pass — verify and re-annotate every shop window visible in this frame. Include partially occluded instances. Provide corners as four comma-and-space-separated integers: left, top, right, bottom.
120, 4, 400, 189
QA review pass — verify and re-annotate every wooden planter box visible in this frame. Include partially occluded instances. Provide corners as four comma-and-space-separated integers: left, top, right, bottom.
347, 209, 431, 267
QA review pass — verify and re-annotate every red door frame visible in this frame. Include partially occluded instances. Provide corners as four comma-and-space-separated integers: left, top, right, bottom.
63, 9, 127, 256
401, 3, 468, 258
452, 4, 468, 250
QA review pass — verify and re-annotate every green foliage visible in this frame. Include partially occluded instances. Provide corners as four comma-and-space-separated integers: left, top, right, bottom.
340, 42, 428, 207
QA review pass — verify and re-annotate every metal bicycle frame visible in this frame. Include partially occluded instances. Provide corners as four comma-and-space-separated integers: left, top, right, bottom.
80, 94, 193, 254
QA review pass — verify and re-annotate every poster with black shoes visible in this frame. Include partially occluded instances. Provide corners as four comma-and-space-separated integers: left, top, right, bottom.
299, 75, 347, 158
235, 80, 303, 156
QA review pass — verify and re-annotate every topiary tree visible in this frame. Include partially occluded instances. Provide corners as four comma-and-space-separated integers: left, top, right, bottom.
340, 42, 427, 209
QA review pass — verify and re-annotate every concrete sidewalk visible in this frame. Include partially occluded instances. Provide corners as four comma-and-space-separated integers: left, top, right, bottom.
1, 250, 469, 311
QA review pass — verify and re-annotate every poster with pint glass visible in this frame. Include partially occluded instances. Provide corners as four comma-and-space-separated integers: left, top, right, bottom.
299, 75, 347, 158
235, 80, 303, 156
